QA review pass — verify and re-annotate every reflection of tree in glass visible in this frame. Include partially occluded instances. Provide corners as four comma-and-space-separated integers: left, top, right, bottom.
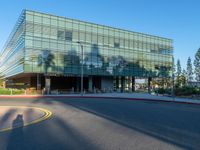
107, 56, 127, 74
158, 66, 170, 77
84, 44, 103, 69
64, 48, 80, 66
38, 50, 55, 74
64, 47, 80, 74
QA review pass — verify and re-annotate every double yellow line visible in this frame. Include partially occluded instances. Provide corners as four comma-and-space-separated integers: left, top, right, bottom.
0, 106, 52, 133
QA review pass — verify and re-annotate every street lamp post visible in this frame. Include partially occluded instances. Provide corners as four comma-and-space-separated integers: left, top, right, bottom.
77, 42, 84, 96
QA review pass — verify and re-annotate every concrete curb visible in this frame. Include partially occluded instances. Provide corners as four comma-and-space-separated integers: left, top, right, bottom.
0, 95, 200, 106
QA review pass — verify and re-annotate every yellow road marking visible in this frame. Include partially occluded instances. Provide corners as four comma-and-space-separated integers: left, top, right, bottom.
0, 106, 52, 133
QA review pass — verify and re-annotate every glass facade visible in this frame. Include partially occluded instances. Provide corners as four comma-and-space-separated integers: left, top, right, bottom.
0, 10, 173, 87
0, 11, 25, 78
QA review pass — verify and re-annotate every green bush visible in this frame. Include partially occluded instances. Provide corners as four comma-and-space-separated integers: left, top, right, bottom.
0, 88, 25, 95
12, 89, 25, 95
175, 86, 196, 96
155, 86, 200, 96
155, 88, 165, 94
155, 88, 171, 95
0, 88, 11, 95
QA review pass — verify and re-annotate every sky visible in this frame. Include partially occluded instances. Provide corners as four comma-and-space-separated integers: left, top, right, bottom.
0, 0, 200, 69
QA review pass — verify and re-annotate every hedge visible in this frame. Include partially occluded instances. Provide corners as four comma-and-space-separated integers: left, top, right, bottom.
155, 86, 200, 96
0, 88, 25, 95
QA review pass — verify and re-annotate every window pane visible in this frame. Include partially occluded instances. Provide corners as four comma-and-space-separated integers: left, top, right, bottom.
65, 31, 72, 41
43, 17, 50, 25
26, 14, 33, 21
51, 19, 57, 26
34, 15, 42, 23
57, 30, 65, 40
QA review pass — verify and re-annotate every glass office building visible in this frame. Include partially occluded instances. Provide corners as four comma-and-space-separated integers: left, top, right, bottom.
0, 10, 173, 92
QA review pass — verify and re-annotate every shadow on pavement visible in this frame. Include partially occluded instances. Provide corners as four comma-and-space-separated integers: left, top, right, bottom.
38, 98, 200, 150
2, 97, 200, 150
0, 109, 17, 129
4, 106, 98, 150
7, 114, 24, 150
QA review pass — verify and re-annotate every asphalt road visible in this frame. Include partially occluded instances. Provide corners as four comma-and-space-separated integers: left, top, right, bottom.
0, 97, 200, 150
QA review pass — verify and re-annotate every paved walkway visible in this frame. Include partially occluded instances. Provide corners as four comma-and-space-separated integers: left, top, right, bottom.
1, 93, 200, 104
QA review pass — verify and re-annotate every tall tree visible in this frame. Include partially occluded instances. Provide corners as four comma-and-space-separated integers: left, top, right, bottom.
180, 69, 187, 86
172, 57, 176, 76
194, 48, 200, 81
176, 59, 182, 76
186, 57, 193, 82
176, 59, 182, 87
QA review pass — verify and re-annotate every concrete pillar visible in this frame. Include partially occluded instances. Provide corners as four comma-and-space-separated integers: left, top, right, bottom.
2, 81, 6, 88
116, 77, 119, 90
148, 77, 152, 94
121, 76, 125, 93
101, 77, 113, 92
45, 76, 51, 94
132, 76, 135, 92
76, 77, 80, 92
88, 76, 93, 92
37, 74, 41, 90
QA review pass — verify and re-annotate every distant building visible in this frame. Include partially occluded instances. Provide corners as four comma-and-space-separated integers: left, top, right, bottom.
187, 81, 200, 88
0, 10, 173, 92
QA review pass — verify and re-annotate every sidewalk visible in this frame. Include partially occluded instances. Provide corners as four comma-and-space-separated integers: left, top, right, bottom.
1, 92, 200, 105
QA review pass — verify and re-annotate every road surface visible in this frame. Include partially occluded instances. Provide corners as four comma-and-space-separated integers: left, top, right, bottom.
0, 97, 200, 150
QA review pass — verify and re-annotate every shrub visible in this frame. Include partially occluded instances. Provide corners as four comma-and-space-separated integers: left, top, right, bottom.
0, 88, 25, 95
175, 86, 197, 96
155, 88, 171, 95
155, 86, 200, 96
0, 88, 11, 95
